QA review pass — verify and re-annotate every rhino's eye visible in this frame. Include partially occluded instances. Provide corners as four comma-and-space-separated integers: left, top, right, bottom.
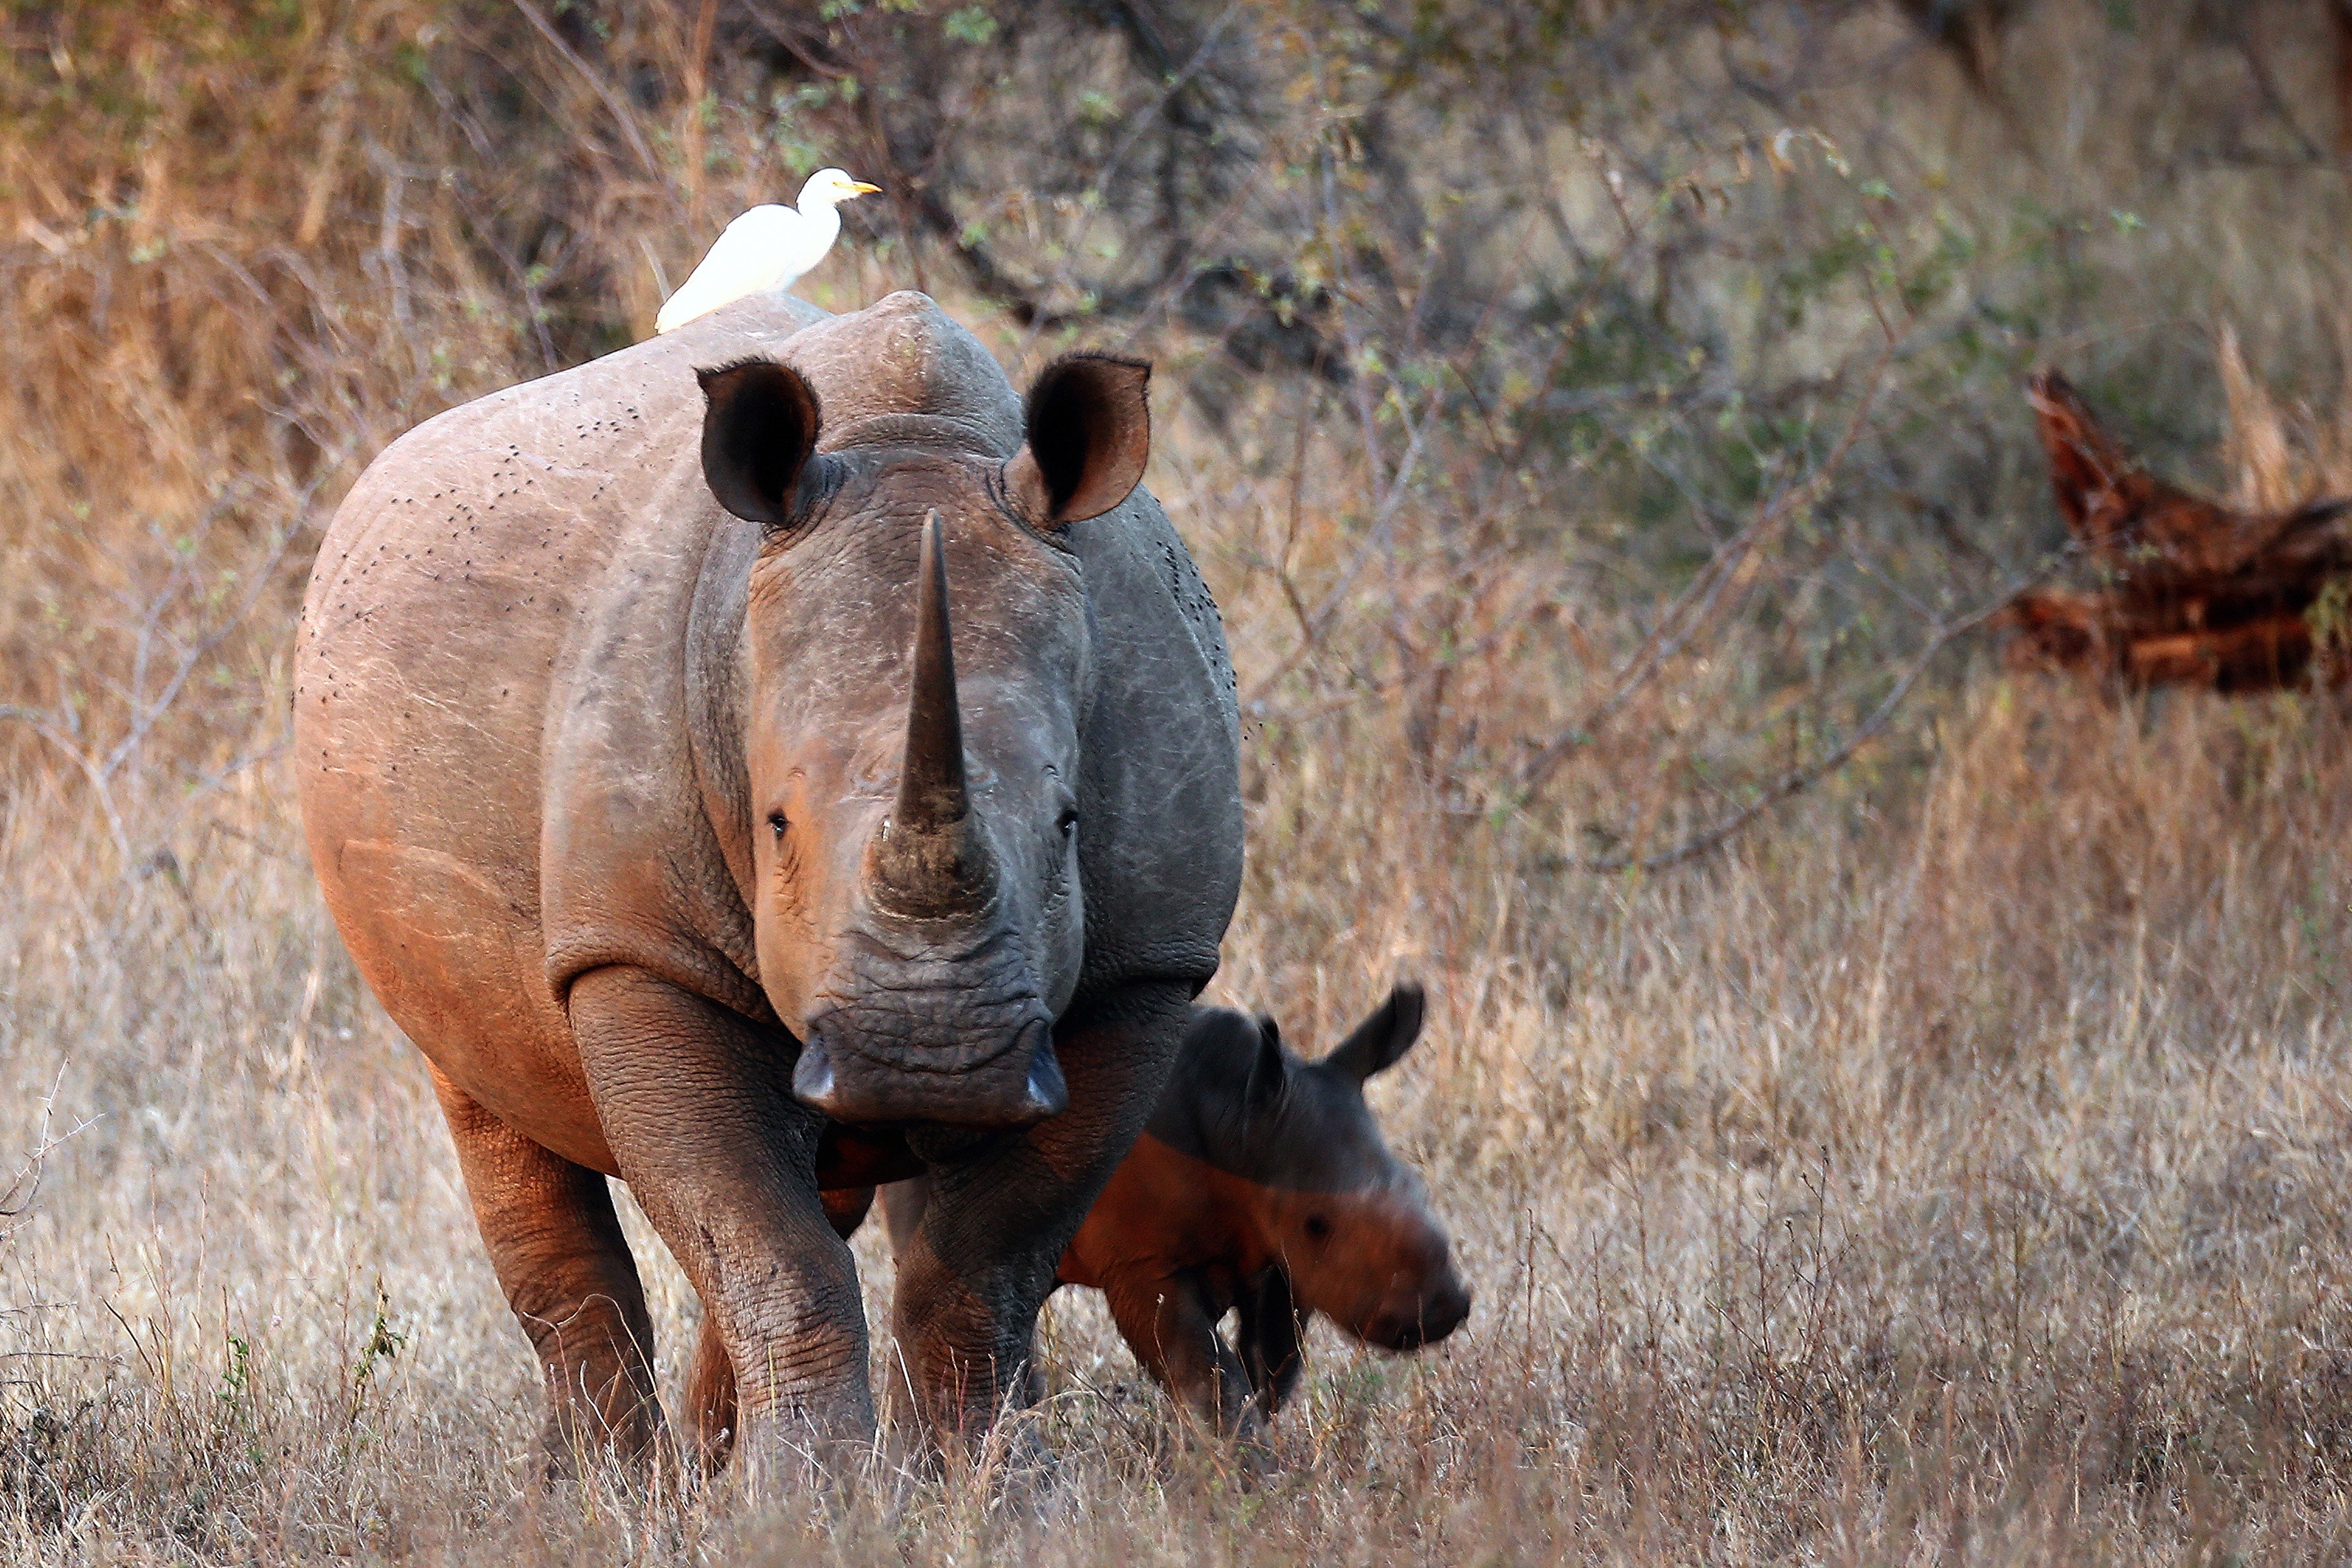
1304, 1213, 1331, 1242
1055, 808, 1079, 839
768, 813, 788, 839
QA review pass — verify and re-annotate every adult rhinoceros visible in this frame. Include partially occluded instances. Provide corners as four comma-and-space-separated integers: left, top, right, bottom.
293, 290, 1242, 1475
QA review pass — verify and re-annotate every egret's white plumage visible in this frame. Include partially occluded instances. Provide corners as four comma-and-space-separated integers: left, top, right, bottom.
655, 168, 880, 333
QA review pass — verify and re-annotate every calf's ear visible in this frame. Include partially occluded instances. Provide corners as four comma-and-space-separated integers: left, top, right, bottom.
1325, 982, 1426, 1084
1244, 1016, 1287, 1111
698, 358, 824, 529
1004, 353, 1150, 527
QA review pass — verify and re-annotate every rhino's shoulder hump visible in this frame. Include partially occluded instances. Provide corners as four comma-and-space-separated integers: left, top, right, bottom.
783, 292, 1025, 454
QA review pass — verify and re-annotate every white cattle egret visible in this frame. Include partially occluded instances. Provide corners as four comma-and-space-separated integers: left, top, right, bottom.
655, 168, 881, 333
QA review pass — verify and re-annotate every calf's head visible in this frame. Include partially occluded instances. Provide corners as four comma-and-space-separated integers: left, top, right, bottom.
696, 341, 1150, 1130
1206, 984, 1471, 1351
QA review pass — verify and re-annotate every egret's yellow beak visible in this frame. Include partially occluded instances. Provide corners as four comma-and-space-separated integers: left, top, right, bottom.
849, 181, 882, 196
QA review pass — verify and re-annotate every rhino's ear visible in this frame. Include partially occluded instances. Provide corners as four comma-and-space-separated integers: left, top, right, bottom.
698, 358, 823, 530
1243, 1016, 1288, 1111
1324, 983, 1426, 1084
1004, 353, 1150, 527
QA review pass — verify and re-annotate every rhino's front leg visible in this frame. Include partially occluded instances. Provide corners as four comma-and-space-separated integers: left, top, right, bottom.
890, 981, 1190, 1442
687, 1185, 877, 1472
569, 965, 875, 1476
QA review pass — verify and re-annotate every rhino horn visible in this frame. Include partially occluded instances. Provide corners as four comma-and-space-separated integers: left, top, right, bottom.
872, 512, 996, 912
899, 510, 968, 829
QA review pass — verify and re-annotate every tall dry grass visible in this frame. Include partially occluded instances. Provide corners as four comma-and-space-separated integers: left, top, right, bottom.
13, 661, 2352, 1563
12, 1, 2352, 1562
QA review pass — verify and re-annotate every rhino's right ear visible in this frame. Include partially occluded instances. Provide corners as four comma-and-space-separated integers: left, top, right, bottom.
1004, 353, 1150, 528
698, 358, 823, 530
1324, 983, 1426, 1084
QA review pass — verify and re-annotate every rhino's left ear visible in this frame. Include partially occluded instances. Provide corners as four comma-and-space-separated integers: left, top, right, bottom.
1004, 353, 1150, 527
698, 358, 823, 530
1324, 983, 1426, 1084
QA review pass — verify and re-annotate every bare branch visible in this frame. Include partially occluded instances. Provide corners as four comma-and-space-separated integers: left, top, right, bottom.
0, 708, 130, 868
0, 1067, 97, 1234
1565, 581, 2035, 877
511, 0, 662, 181
1517, 333, 1904, 803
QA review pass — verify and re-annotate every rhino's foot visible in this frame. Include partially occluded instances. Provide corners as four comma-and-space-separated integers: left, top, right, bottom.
685, 1314, 739, 1477
533, 1391, 669, 1491
963, 1416, 1069, 1524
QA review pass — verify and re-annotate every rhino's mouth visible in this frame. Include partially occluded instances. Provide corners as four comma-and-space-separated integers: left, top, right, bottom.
792, 999, 1065, 1128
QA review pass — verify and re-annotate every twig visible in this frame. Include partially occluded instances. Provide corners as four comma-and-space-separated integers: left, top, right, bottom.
1516, 334, 1900, 802
153, 741, 293, 849
1, 1067, 97, 1232
0, 707, 129, 867
1565, 581, 2031, 875
512, 0, 662, 179
1239, 392, 1440, 708
1011, 2, 1250, 361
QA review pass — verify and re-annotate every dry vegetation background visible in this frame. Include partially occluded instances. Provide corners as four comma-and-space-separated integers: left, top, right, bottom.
11, 0, 2352, 1561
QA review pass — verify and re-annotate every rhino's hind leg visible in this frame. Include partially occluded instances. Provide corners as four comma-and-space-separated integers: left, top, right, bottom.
428, 1065, 662, 1472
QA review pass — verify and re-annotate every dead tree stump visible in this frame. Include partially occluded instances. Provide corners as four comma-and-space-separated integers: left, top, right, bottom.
2002, 370, 2352, 692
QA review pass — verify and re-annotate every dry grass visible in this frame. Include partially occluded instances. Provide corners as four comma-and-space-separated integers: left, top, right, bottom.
14, 2, 2352, 1562
13, 654, 2352, 1564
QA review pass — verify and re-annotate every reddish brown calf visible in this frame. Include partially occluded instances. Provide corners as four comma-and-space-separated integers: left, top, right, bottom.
882, 984, 1470, 1432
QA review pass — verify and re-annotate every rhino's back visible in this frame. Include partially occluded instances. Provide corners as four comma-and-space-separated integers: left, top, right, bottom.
294, 294, 827, 1166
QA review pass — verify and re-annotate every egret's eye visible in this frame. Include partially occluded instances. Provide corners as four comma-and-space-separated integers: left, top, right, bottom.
1055, 808, 1079, 839
1304, 1213, 1332, 1242
768, 813, 787, 838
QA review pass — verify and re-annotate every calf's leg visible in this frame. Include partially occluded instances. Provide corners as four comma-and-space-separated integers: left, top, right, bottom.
1234, 1268, 1309, 1416
1101, 1269, 1258, 1433
569, 965, 873, 1483
428, 1064, 661, 1470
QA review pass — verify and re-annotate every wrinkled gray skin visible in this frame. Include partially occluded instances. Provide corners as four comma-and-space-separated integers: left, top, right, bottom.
293, 290, 1242, 1479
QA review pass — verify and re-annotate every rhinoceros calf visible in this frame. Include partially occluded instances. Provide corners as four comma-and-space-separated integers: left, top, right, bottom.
873, 984, 1470, 1434
293, 291, 1242, 1475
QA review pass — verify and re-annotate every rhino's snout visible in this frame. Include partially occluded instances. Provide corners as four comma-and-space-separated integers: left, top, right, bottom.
790, 1032, 841, 1104
1324, 1208, 1470, 1353
792, 1006, 1065, 1128
776, 512, 1088, 1133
